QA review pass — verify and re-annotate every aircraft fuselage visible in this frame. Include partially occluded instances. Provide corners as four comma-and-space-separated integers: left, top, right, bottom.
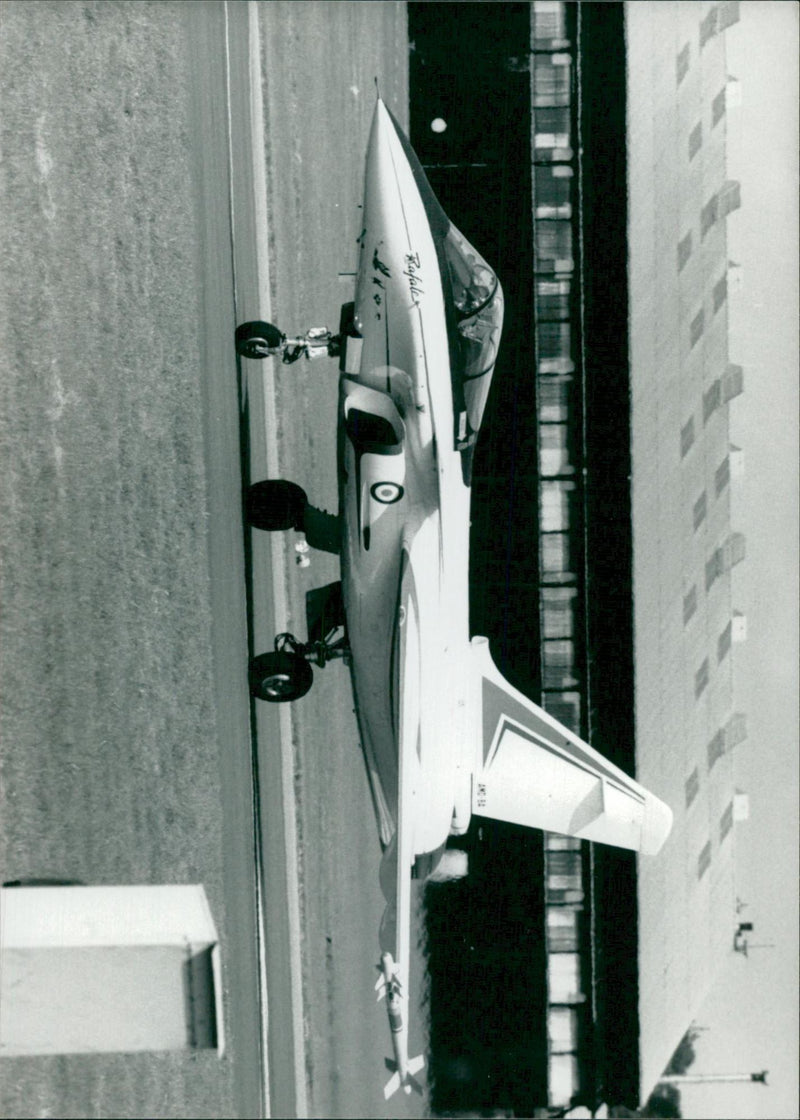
339, 101, 476, 862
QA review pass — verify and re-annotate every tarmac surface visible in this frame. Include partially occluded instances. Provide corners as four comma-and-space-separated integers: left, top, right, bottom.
252, 5, 428, 1118
1, 2, 418, 1118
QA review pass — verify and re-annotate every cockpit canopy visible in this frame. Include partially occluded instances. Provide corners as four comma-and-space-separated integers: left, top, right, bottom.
442, 223, 505, 442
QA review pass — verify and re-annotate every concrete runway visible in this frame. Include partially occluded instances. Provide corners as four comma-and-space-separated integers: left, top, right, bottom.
0, 3, 417, 1116
228, 3, 423, 1117
243, 5, 429, 1117
186, 6, 269, 1116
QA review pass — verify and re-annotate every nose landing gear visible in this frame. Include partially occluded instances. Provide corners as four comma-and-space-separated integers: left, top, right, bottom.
235, 319, 341, 364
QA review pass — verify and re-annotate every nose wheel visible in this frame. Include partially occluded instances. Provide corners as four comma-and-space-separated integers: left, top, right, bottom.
235, 320, 286, 359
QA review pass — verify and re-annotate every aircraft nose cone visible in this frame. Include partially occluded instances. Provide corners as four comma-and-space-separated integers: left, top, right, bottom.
373, 96, 391, 126
368, 97, 397, 156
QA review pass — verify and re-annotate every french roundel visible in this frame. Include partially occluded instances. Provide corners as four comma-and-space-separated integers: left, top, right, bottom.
371, 481, 404, 505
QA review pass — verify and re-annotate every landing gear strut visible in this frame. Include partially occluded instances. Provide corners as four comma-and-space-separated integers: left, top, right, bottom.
235, 319, 341, 364
274, 630, 350, 668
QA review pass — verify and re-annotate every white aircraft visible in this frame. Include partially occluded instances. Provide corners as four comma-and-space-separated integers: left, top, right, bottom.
236, 98, 673, 1100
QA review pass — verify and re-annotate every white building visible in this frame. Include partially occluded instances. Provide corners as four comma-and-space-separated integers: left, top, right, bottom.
628, 1, 798, 1106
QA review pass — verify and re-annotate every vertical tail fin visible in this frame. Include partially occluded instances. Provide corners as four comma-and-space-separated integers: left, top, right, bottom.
471, 637, 672, 854
384, 1055, 425, 1099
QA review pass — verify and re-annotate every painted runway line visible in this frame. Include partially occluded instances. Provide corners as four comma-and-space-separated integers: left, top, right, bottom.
246, 3, 308, 1115
224, 2, 308, 1115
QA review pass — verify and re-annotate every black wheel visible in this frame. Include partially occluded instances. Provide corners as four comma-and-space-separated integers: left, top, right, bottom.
246, 479, 307, 531
236, 320, 285, 359
249, 651, 313, 702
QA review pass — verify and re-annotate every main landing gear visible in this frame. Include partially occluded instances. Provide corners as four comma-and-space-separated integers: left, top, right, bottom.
235, 319, 341, 364
244, 478, 347, 703
248, 629, 350, 704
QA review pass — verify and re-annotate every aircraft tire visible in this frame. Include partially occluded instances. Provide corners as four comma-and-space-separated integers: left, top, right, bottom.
246, 479, 307, 532
235, 320, 284, 359
248, 651, 313, 702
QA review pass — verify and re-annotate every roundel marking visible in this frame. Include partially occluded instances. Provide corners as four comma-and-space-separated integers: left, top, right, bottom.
371, 481, 404, 505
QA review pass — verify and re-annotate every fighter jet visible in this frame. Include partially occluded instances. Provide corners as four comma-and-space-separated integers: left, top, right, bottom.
236, 98, 673, 1100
